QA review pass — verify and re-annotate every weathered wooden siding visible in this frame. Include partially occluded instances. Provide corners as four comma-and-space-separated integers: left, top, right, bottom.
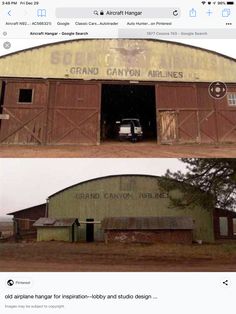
0, 80, 48, 144
0, 80, 101, 145
156, 83, 236, 143
46, 81, 101, 144
159, 111, 177, 143
9, 204, 46, 238
1, 80, 236, 145
214, 208, 236, 240
48, 175, 214, 242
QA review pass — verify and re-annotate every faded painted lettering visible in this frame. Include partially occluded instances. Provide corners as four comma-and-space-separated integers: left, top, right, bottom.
74, 192, 169, 200
139, 192, 169, 199
148, 70, 183, 79
70, 67, 99, 75
107, 68, 141, 77
75, 193, 100, 199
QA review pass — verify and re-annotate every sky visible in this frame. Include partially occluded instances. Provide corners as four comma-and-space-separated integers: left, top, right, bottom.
174, 39, 236, 59
0, 158, 185, 217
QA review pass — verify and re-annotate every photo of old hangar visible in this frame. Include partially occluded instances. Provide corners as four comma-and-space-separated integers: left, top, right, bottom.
8, 174, 236, 244
0, 39, 236, 145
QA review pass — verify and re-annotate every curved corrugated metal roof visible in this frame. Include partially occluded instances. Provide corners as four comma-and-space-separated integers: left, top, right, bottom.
0, 38, 235, 62
48, 174, 167, 198
0, 39, 235, 82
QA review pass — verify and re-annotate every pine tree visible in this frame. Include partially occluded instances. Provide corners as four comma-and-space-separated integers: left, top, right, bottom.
161, 158, 236, 210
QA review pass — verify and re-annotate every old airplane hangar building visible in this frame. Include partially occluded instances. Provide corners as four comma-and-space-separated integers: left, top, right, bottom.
0, 39, 236, 145
8, 175, 218, 244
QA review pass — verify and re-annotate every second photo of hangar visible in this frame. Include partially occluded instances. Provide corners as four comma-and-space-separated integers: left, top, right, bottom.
8, 174, 221, 244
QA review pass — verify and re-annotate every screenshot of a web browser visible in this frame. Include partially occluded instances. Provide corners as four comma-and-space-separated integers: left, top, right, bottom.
0, 1, 236, 313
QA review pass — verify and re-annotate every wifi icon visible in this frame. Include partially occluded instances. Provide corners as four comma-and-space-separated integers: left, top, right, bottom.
202, 1, 206, 4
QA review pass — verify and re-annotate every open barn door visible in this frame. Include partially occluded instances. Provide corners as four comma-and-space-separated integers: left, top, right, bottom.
159, 111, 177, 143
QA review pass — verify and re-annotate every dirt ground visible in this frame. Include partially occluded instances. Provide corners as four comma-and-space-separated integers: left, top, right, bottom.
1, 142, 236, 158
1, 241, 236, 272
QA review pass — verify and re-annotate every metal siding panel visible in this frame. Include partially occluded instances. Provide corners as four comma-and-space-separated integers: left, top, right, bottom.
48, 175, 214, 242
37, 227, 70, 241
101, 216, 194, 230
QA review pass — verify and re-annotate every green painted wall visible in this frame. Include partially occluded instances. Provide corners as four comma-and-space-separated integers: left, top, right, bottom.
37, 227, 72, 242
48, 175, 214, 242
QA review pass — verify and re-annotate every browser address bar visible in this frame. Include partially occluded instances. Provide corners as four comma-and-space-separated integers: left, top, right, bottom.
55, 7, 181, 19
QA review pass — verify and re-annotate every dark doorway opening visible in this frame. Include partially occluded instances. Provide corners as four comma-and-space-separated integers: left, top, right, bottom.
86, 218, 94, 242
101, 84, 157, 142
0, 81, 6, 130
71, 224, 74, 242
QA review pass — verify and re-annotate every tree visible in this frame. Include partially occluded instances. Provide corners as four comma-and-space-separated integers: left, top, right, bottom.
161, 158, 236, 210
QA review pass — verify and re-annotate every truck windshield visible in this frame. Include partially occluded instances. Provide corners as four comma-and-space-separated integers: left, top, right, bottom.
122, 120, 140, 127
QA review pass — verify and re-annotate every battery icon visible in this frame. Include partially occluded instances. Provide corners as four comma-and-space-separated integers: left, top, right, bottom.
227, 1, 234, 4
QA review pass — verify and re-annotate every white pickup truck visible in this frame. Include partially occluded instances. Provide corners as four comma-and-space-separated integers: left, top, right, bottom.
118, 118, 143, 142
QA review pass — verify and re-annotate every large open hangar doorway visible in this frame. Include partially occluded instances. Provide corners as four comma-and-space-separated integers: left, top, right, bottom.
100, 84, 157, 142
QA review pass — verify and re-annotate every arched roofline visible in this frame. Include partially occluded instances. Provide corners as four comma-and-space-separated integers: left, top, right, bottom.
48, 174, 165, 199
0, 38, 235, 63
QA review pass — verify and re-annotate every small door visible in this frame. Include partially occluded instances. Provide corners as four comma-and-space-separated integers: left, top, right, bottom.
86, 218, 94, 242
159, 111, 177, 143
233, 218, 236, 236
219, 217, 228, 236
